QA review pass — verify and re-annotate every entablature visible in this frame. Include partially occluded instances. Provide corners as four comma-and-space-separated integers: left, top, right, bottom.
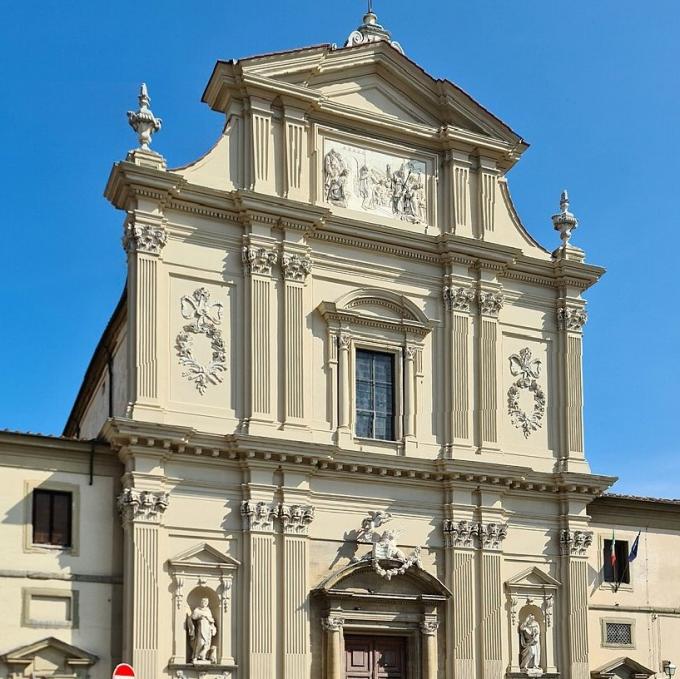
100, 419, 614, 499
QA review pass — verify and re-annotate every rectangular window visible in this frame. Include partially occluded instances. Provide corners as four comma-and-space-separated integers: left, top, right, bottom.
32, 490, 72, 547
605, 622, 633, 646
356, 349, 395, 441
603, 539, 629, 583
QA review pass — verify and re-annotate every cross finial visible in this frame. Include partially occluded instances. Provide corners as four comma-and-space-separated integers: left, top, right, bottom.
367, 0, 373, 12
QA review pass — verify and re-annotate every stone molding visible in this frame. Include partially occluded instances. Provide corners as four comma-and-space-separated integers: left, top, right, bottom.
478, 290, 504, 317
443, 285, 475, 313
242, 245, 278, 276
281, 253, 312, 282
241, 501, 315, 534
557, 306, 588, 332
122, 222, 167, 255
560, 529, 593, 556
117, 488, 169, 524
443, 520, 508, 550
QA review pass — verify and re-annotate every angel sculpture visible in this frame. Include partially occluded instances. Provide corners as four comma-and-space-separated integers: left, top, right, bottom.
357, 510, 393, 544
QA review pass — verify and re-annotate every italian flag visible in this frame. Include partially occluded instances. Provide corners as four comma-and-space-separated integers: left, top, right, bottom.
610, 530, 617, 571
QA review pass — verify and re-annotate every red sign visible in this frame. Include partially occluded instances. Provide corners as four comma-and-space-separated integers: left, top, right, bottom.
112, 664, 135, 679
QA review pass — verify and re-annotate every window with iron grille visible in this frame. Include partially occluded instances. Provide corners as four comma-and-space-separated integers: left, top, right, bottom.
605, 622, 633, 646
356, 349, 395, 441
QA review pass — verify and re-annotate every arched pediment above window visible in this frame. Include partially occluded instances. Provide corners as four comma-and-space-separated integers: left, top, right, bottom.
318, 287, 431, 337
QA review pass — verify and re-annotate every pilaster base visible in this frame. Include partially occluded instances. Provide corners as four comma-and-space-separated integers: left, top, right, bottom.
168, 663, 237, 679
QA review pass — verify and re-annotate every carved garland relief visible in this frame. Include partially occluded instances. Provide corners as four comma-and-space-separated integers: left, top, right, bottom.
507, 348, 546, 438
175, 288, 226, 395
323, 140, 427, 225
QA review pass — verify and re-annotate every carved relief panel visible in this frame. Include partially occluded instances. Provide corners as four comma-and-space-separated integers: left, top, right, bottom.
169, 277, 235, 415
319, 133, 437, 230
501, 334, 552, 454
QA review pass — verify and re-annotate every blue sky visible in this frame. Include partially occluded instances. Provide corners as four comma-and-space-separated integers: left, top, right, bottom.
1, 1, 678, 497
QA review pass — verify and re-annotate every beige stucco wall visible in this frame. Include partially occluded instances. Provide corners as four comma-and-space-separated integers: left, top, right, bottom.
0, 436, 123, 679
588, 499, 680, 676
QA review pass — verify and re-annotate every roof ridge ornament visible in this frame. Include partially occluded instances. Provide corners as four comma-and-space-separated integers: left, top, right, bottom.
344, 2, 404, 54
127, 83, 162, 151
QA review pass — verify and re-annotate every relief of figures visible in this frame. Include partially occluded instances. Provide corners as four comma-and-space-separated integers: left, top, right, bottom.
323, 142, 427, 225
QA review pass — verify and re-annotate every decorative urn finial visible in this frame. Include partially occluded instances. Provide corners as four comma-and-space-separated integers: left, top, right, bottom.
127, 83, 162, 151
551, 189, 578, 248
344, 2, 404, 54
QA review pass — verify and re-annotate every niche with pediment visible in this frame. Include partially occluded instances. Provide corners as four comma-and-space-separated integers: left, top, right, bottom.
317, 288, 431, 448
505, 567, 560, 679
167, 543, 240, 678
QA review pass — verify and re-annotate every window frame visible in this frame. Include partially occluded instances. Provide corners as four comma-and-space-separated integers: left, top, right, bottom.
355, 348, 397, 441
32, 489, 73, 548
600, 617, 635, 649
597, 533, 634, 591
24, 481, 80, 555
351, 340, 404, 444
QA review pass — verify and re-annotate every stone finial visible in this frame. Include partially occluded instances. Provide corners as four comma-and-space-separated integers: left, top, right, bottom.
551, 190, 578, 248
127, 83, 162, 150
344, 3, 404, 53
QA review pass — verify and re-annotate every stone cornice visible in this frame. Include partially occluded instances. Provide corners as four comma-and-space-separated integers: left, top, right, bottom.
103, 166, 604, 289
104, 160, 185, 211
99, 419, 616, 498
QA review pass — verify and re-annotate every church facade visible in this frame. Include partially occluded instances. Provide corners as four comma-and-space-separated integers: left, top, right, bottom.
1, 10, 679, 679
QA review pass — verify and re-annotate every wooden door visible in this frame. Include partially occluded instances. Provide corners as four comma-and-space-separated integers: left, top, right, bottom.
345, 635, 407, 679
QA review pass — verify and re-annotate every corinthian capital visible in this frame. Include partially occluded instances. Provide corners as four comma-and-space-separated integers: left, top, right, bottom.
117, 488, 169, 524
474, 522, 508, 550
443, 285, 475, 313
557, 306, 588, 332
281, 253, 312, 282
122, 222, 167, 255
241, 500, 278, 532
242, 245, 278, 276
321, 615, 344, 632
442, 519, 476, 548
560, 529, 593, 556
279, 503, 315, 535
478, 290, 504, 317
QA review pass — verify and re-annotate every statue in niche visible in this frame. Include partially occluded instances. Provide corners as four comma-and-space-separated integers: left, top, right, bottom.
519, 614, 542, 672
186, 597, 217, 664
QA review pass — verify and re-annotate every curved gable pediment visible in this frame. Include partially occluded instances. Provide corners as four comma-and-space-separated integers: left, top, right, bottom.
314, 559, 451, 600
318, 288, 431, 338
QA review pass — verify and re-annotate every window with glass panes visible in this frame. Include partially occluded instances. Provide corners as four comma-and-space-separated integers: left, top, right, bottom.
32, 489, 72, 547
355, 349, 395, 440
